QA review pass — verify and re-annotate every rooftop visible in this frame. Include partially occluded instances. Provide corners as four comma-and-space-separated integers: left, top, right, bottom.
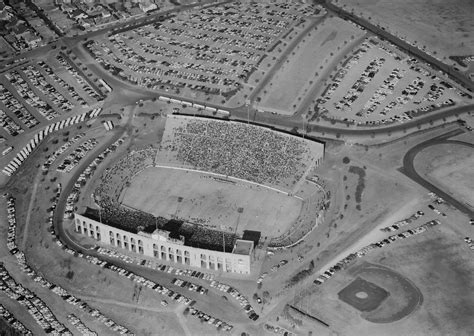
232, 240, 253, 256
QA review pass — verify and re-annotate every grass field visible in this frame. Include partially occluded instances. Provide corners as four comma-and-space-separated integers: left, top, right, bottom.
258, 17, 364, 115
414, 143, 474, 207
121, 167, 302, 237
334, 0, 474, 60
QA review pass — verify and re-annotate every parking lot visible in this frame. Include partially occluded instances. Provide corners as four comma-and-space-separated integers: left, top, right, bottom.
311, 37, 468, 126
85, 1, 310, 103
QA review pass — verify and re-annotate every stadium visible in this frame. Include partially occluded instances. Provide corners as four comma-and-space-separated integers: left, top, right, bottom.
74, 115, 326, 275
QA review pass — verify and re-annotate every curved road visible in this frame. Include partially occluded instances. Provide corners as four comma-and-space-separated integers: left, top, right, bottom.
400, 128, 474, 217
71, 40, 474, 139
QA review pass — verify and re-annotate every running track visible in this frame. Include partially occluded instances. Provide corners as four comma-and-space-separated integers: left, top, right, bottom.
400, 128, 474, 218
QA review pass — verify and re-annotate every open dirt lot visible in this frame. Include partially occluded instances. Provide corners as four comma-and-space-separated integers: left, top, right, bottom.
292, 222, 474, 336
414, 143, 474, 207
121, 166, 302, 236
335, 0, 474, 60
258, 16, 364, 115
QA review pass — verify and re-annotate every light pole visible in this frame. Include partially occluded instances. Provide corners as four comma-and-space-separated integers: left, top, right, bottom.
95, 194, 102, 223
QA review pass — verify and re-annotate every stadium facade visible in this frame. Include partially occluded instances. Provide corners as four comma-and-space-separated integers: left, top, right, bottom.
74, 214, 253, 274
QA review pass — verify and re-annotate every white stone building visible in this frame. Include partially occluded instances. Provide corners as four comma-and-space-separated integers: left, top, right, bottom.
74, 214, 253, 274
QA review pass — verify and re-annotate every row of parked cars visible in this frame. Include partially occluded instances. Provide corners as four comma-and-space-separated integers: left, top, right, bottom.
67, 314, 97, 336
186, 307, 234, 332
0, 264, 71, 334
314, 220, 441, 285
96, 246, 216, 283
6, 195, 133, 335
264, 323, 294, 336
210, 280, 259, 321
64, 136, 125, 219
0, 303, 32, 335
464, 237, 474, 251
57, 138, 98, 173
381, 210, 424, 232
172, 278, 208, 295
42, 133, 85, 171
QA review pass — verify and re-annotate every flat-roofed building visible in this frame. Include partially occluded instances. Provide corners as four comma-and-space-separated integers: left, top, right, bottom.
74, 213, 253, 274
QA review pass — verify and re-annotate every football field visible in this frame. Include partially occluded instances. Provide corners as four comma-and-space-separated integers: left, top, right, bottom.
121, 167, 303, 237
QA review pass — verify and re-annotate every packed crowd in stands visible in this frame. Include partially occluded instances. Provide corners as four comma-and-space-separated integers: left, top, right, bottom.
95, 146, 156, 204
160, 118, 314, 190
92, 145, 240, 251
269, 179, 330, 248
93, 146, 158, 227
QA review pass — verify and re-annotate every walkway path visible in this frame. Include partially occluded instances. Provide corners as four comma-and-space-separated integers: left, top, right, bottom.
21, 169, 42, 250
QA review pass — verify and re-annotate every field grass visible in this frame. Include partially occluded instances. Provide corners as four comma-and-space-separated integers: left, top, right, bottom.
258, 17, 364, 115
414, 143, 474, 207
121, 167, 302, 237
334, 0, 474, 59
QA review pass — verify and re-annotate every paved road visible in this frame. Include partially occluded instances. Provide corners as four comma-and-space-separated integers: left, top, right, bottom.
235, 104, 474, 136
400, 128, 474, 218
53, 128, 126, 255
0, 0, 227, 68
72, 41, 474, 139
61, 1, 474, 141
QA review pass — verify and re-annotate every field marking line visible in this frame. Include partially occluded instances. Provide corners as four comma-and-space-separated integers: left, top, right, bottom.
153, 164, 294, 197
21, 169, 42, 250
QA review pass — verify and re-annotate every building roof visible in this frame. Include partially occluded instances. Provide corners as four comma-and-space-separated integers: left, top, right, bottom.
232, 240, 253, 255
